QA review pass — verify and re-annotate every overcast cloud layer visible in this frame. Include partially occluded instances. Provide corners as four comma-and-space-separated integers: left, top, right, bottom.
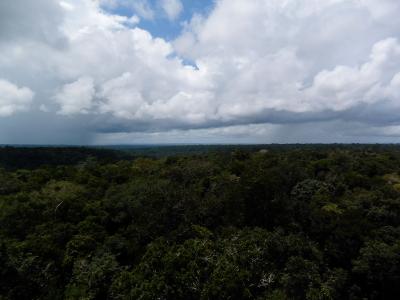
1, 0, 400, 144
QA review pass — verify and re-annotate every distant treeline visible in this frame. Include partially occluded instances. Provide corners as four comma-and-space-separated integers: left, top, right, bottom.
1, 145, 400, 299
0, 146, 128, 170
106, 143, 400, 157
2, 144, 399, 170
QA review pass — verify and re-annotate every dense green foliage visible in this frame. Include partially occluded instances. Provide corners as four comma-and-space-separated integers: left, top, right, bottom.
1, 146, 400, 299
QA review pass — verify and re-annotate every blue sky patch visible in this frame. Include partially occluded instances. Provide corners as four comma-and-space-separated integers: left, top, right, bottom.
102, 0, 215, 41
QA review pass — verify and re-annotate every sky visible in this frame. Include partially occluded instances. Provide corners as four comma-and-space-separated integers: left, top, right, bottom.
1, 0, 400, 145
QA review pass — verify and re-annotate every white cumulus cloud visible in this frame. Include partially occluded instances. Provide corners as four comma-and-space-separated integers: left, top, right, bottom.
0, 79, 34, 116
55, 77, 95, 115
159, 0, 183, 21
1, 0, 400, 143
